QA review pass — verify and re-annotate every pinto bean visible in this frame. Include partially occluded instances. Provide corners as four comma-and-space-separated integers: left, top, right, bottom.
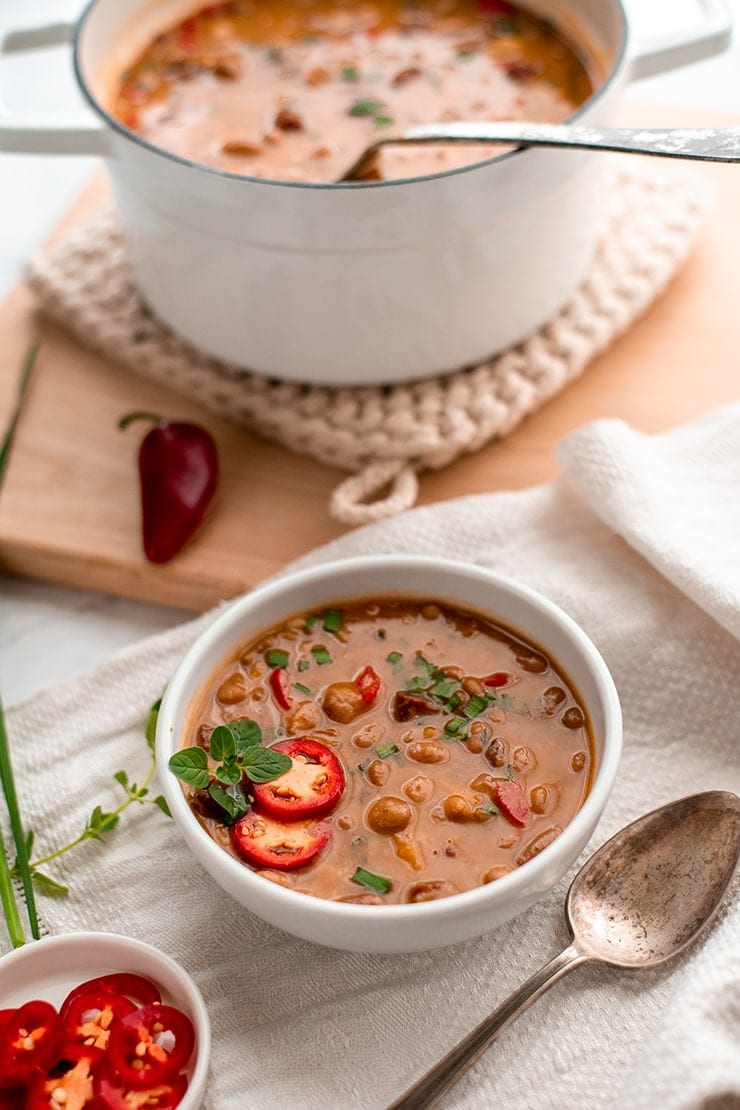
352, 722, 381, 749
407, 740, 449, 764
530, 785, 552, 814
571, 751, 587, 772
217, 674, 246, 704
541, 686, 566, 716
405, 880, 458, 903
392, 65, 422, 87
561, 707, 586, 730
366, 759, 390, 787
512, 746, 535, 773
461, 676, 485, 697
275, 107, 303, 131
222, 139, 261, 156
516, 826, 562, 866
337, 892, 383, 904
482, 865, 512, 883
286, 699, 323, 733
485, 736, 508, 768
443, 794, 473, 822
403, 775, 434, 804
392, 833, 424, 870
366, 796, 412, 835
323, 682, 363, 723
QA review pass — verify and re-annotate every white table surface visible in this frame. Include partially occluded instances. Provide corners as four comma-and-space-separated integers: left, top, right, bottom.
1, 0, 740, 709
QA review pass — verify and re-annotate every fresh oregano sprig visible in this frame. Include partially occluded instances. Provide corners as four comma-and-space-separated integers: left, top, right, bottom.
15, 698, 172, 898
169, 718, 291, 824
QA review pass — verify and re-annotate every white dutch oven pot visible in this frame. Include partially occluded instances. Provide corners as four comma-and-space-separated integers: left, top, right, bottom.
0, 0, 731, 386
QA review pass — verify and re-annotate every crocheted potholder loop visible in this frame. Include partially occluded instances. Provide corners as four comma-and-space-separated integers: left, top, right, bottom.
330, 460, 419, 525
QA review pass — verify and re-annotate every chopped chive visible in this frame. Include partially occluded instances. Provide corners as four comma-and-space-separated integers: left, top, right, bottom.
312, 647, 332, 665
375, 743, 399, 759
293, 683, 312, 696
322, 609, 342, 633
352, 867, 393, 894
444, 718, 470, 740
430, 679, 458, 701
404, 676, 428, 692
414, 654, 436, 674
305, 614, 318, 630
342, 65, 360, 82
448, 693, 462, 710
483, 802, 499, 816
463, 694, 489, 718
386, 651, 402, 665
349, 98, 385, 117
374, 115, 394, 128
298, 660, 310, 672
266, 649, 289, 669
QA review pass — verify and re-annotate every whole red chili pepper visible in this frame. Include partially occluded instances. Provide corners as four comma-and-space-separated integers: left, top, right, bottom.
119, 411, 219, 564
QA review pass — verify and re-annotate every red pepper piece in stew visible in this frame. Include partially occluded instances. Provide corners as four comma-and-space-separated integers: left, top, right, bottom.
119, 411, 219, 564
233, 811, 331, 870
495, 780, 530, 827
355, 665, 381, 706
251, 738, 345, 820
93, 1059, 188, 1109
483, 671, 511, 688
268, 667, 292, 711
106, 1004, 195, 1091
0, 999, 65, 1084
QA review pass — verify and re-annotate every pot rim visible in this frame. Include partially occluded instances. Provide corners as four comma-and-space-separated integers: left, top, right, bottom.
71, 0, 628, 192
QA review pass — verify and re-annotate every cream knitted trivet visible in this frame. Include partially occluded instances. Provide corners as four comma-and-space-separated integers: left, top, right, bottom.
28, 170, 706, 525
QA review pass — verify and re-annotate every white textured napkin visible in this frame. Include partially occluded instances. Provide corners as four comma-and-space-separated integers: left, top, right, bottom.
4, 405, 740, 1109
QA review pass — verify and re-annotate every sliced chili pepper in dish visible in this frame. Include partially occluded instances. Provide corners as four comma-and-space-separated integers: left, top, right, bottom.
0, 999, 65, 1084
93, 1059, 188, 1110
63, 989, 137, 1051
355, 665, 381, 706
251, 738, 344, 820
0, 1087, 26, 1106
26, 1051, 99, 1110
494, 779, 530, 827
60, 973, 161, 1021
483, 671, 511, 688
268, 667, 292, 711
119, 411, 219, 565
233, 811, 331, 870
106, 1004, 195, 1091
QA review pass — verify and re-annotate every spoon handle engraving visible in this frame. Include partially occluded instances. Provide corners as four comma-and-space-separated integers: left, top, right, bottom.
388, 943, 590, 1110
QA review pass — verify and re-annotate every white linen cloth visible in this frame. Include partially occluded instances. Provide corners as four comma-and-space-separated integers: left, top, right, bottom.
4, 404, 740, 1109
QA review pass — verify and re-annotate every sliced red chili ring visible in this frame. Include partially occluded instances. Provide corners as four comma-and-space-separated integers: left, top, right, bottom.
495, 779, 530, 827
63, 989, 137, 1051
106, 1004, 195, 1090
268, 667, 292, 710
0, 999, 65, 1084
93, 1059, 188, 1109
251, 738, 344, 820
483, 671, 511, 688
26, 1052, 98, 1109
60, 973, 161, 1021
355, 664, 381, 706
233, 811, 331, 871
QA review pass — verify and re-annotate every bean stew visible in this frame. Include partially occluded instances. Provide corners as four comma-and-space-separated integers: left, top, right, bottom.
113, 0, 595, 183
173, 598, 594, 905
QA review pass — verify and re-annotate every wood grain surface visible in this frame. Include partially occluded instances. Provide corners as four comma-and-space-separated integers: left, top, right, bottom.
1, 107, 738, 611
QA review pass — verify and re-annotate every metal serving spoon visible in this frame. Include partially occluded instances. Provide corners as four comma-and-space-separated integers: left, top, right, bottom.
339, 122, 740, 181
389, 790, 740, 1110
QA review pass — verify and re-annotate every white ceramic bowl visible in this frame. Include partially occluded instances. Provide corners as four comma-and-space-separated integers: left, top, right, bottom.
0, 931, 210, 1107
157, 555, 622, 953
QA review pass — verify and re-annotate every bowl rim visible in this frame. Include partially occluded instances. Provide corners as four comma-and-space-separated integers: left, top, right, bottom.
0, 930, 211, 1105
157, 554, 623, 924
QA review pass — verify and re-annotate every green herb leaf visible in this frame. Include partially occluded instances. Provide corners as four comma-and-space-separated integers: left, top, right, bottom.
305, 614, 318, 630
482, 801, 499, 816
32, 870, 69, 897
266, 649, 289, 669
375, 744, 399, 759
241, 745, 292, 783
374, 115, 394, 128
85, 805, 119, 840
210, 725, 236, 764
404, 675, 428, 692
215, 763, 242, 785
386, 652, 402, 665
209, 783, 250, 824
228, 718, 263, 751
349, 98, 385, 117
294, 682, 312, 696
145, 697, 162, 751
352, 867, 393, 894
322, 609, 342, 632
152, 795, 172, 818
298, 660, 310, 672
342, 65, 360, 81
312, 647, 333, 666
169, 747, 210, 788
113, 770, 129, 790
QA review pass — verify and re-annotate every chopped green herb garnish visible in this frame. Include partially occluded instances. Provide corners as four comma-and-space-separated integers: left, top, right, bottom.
312, 647, 333, 665
266, 649, 289, 669
386, 651, 403, 665
352, 867, 393, 894
293, 683, 312, 696
463, 694, 489, 719
430, 679, 458, 701
322, 609, 342, 633
444, 718, 470, 740
374, 115, 394, 128
305, 614, 318, 630
414, 654, 436, 674
349, 98, 385, 117
342, 65, 360, 82
404, 675, 429, 693
483, 802, 499, 816
298, 659, 310, 672
505, 763, 515, 780
375, 743, 399, 759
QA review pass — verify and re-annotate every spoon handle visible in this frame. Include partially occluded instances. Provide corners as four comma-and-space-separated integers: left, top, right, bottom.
402, 122, 740, 162
388, 943, 590, 1110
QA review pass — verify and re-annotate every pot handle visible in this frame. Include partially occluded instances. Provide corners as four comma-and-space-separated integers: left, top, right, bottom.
629, 0, 732, 80
0, 21, 110, 156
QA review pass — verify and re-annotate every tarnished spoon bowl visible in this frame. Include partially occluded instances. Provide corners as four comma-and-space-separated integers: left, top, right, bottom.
390, 790, 740, 1109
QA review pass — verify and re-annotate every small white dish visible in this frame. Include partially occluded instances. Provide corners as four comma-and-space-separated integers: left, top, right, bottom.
0, 931, 210, 1108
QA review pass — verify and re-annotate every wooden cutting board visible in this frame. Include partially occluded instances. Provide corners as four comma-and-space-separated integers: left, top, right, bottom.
1, 105, 739, 612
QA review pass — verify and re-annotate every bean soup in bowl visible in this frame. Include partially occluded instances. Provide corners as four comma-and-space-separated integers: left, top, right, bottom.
157, 556, 622, 952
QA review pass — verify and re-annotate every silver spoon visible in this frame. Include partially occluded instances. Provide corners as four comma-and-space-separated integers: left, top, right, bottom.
339, 121, 740, 181
389, 789, 740, 1110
